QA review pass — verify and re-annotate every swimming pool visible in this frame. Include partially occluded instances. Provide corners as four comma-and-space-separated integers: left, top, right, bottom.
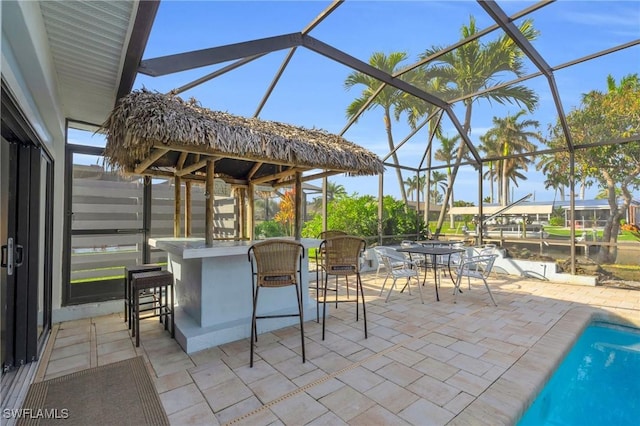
518, 321, 640, 425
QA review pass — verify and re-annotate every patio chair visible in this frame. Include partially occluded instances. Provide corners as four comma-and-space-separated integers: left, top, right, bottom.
375, 247, 424, 304
443, 241, 466, 276
319, 235, 367, 340
373, 246, 406, 282
474, 244, 497, 256
248, 239, 305, 368
315, 230, 349, 321
399, 240, 429, 269
453, 254, 498, 306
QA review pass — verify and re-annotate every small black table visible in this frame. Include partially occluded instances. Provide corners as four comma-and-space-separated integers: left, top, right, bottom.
414, 240, 463, 246
397, 245, 465, 301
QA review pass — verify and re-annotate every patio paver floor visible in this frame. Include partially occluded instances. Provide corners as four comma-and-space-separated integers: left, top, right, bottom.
36, 271, 640, 425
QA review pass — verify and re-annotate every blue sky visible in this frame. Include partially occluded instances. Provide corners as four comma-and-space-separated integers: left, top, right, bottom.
132, 0, 640, 203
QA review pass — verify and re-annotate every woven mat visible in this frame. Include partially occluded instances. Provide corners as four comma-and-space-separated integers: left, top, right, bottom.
18, 356, 168, 426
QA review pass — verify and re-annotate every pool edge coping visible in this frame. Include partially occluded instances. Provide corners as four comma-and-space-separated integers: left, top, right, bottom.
449, 305, 640, 425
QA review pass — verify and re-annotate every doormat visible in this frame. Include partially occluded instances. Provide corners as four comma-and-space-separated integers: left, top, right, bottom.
17, 356, 168, 425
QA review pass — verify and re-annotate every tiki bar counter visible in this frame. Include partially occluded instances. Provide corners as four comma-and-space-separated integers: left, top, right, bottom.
103, 90, 383, 353
150, 237, 321, 353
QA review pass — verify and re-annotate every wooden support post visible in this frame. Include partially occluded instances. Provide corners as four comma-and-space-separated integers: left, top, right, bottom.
205, 160, 215, 245
174, 176, 181, 237
238, 187, 246, 239
294, 171, 302, 240
247, 183, 255, 240
185, 181, 192, 237
322, 176, 328, 233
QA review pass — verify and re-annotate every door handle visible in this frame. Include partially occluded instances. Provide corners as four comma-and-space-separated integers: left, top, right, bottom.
1, 238, 14, 275
15, 244, 24, 267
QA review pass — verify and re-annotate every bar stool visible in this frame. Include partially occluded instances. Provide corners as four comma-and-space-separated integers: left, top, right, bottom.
124, 264, 162, 328
319, 235, 367, 341
315, 230, 348, 322
131, 270, 175, 347
248, 239, 305, 368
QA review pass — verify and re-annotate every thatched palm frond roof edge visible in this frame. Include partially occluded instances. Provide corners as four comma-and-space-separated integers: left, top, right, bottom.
102, 89, 384, 177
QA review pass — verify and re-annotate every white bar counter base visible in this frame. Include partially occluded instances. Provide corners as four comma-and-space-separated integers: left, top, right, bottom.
149, 237, 321, 354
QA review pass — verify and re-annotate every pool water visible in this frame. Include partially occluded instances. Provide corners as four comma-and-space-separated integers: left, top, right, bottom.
518, 321, 640, 425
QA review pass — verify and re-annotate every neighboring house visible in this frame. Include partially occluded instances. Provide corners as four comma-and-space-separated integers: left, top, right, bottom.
558, 199, 640, 228
448, 201, 554, 224
448, 199, 640, 227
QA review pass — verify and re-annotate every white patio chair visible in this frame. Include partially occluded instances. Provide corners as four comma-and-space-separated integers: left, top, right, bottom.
375, 247, 424, 304
473, 244, 497, 256
431, 242, 466, 285
453, 254, 498, 306
374, 246, 407, 282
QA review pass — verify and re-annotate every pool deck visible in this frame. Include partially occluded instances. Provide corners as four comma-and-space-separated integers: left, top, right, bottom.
21, 272, 640, 425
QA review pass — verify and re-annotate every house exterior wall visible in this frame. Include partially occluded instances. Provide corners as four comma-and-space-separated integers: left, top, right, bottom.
2, 1, 66, 312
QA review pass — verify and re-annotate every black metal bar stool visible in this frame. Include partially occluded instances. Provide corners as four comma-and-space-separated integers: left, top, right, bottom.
124, 264, 162, 328
131, 270, 175, 347
248, 239, 305, 368
319, 235, 367, 341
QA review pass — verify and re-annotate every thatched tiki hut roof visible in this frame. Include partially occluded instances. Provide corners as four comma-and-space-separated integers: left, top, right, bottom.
102, 89, 383, 185
102, 89, 383, 242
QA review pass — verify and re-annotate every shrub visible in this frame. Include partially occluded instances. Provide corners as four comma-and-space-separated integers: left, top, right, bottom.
549, 216, 564, 226
255, 220, 286, 238
302, 194, 424, 239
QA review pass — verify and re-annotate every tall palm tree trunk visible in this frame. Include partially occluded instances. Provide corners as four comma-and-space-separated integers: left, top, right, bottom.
501, 159, 509, 206
489, 163, 495, 203
424, 137, 433, 226
435, 104, 472, 234
448, 165, 455, 228
384, 109, 408, 207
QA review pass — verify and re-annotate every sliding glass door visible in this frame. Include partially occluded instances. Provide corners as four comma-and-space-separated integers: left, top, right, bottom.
1, 138, 53, 370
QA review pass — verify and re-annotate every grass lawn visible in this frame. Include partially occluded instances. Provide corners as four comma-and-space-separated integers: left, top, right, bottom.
545, 226, 640, 242
601, 264, 640, 282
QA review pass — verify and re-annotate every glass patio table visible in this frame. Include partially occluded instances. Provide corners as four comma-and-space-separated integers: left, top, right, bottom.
397, 245, 465, 301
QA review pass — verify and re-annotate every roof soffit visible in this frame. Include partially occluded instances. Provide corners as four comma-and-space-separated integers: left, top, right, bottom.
38, 1, 139, 125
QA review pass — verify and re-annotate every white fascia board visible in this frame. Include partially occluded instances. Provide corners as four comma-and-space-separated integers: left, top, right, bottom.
1, 0, 64, 148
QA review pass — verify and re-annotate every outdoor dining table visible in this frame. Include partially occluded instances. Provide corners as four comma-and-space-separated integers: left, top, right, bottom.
397, 245, 465, 301
414, 240, 463, 246
414, 240, 465, 285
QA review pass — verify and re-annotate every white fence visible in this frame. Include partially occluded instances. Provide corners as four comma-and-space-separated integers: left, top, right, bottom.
71, 178, 237, 282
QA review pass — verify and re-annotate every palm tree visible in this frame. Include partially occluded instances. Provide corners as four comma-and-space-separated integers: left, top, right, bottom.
403, 175, 419, 202
536, 153, 569, 201
326, 181, 347, 201
417, 174, 427, 205
421, 16, 539, 232
311, 181, 347, 211
483, 110, 543, 205
434, 134, 460, 226
478, 133, 501, 203
431, 171, 448, 203
396, 70, 454, 222
345, 52, 411, 206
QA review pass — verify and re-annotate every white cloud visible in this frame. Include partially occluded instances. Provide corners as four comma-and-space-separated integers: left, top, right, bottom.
562, 9, 640, 29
